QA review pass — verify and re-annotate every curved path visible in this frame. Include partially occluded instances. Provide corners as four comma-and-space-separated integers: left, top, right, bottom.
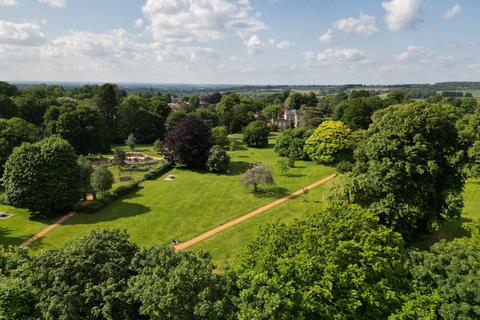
175, 173, 336, 251
22, 212, 75, 246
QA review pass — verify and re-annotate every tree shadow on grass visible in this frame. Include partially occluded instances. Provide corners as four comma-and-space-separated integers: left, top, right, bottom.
413, 217, 472, 249
229, 161, 252, 176
286, 173, 306, 178
65, 201, 151, 225
251, 186, 289, 199
0, 226, 24, 247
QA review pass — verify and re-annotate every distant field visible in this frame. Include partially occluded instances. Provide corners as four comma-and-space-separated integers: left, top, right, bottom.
23, 134, 334, 251
191, 182, 331, 268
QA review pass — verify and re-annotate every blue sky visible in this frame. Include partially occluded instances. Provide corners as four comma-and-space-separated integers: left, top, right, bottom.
0, 0, 478, 84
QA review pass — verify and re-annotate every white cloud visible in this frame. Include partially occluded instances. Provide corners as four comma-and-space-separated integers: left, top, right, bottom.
319, 28, 333, 44
382, 0, 423, 31
141, 0, 266, 43
305, 48, 366, 62
0, 20, 46, 46
333, 14, 378, 36
395, 45, 428, 61
243, 34, 294, 55
134, 18, 144, 28
37, 0, 66, 8
39, 29, 218, 70
0, 0, 17, 6
443, 4, 461, 19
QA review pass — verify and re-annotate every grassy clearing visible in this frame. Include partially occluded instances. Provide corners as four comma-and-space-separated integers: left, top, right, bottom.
191, 183, 331, 268
0, 205, 54, 246
29, 135, 335, 251
109, 144, 159, 157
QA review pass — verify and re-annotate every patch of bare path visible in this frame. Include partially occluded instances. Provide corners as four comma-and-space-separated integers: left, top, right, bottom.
22, 212, 75, 246
175, 173, 336, 251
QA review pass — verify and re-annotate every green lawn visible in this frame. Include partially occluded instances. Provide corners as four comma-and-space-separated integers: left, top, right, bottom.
191, 183, 331, 268
0, 204, 54, 247
29, 135, 335, 251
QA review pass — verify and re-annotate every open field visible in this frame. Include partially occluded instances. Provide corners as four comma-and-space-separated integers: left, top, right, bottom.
191, 182, 331, 267
21, 135, 335, 251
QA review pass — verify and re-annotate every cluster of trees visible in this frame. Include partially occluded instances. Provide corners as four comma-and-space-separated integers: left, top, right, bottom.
3, 207, 480, 319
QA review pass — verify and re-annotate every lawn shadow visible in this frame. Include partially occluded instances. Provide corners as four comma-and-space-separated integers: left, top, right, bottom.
0, 226, 25, 247
286, 173, 306, 178
229, 161, 252, 176
67, 201, 151, 225
233, 146, 248, 151
252, 186, 289, 198
413, 217, 472, 249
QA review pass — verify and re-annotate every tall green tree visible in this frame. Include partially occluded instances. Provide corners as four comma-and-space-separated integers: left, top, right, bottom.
243, 121, 269, 148
57, 105, 110, 154
129, 245, 233, 319
234, 202, 411, 319
0, 95, 18, 119
304, 120, 352, 164
95, 83, 118, 143
346, 102, 465, 240
91, 163, 114, 194
274, 126, 313, 160
2, 136, 81, 215
0, 117, 40, 172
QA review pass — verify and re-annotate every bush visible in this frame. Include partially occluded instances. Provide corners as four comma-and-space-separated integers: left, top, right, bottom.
274, 126, 312, 160
206, 146, 230, 172
243, 120, 269, 147
211, 126, 229, 147
336, 160, 354, 173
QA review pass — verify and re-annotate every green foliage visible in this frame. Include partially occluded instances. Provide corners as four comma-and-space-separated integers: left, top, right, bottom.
0, 95, 18, 119
129, 246, 233, 319
304, 120, 353, 164
241, 163, 274, 193
243, 121, 269, 148
0, 117, 40, 171
393, 223, 480, 319
2, 136, 80, 215
212, 125, 230, 147
206, 146, 231, 173
335, 160, 354, 173
91, 163, 114, 194
125, 133, 136, 150
95, 83, 118, 142
0, 81, 18, 97
27, 229, 140, 319
333, 96, 384, 130
274, 126, 312, 160
77, 155, 93, 192
56, 105, 110, 154
234, 201, 411, 319
74, 182, 141, 213
261, 104, 282, 119
165, 111, 187, 132
276, 159, 289, 176
0, 276, 37, 320
460, 97, 478, 114
347, 102, 465, 240
113, 150, 126, 167
153, 138, 165, 155
458, 112, 480, 178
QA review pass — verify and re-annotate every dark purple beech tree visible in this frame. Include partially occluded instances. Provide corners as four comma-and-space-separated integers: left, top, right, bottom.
164, 116, 214, 168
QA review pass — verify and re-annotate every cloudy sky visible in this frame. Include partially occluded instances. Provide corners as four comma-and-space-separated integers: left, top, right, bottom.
0, 0, 478, 84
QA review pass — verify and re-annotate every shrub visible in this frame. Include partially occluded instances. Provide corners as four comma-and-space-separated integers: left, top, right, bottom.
211, 126, 229, 147
206, 146, 230, 173
274, 126, 313, 160
243, 121, 269, 147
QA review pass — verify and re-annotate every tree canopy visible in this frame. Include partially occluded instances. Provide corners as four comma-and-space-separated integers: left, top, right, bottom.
346, 102, 465, 240
2, 136, 80, 215
243, 120, 269, 148
304, 120, 352, 164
